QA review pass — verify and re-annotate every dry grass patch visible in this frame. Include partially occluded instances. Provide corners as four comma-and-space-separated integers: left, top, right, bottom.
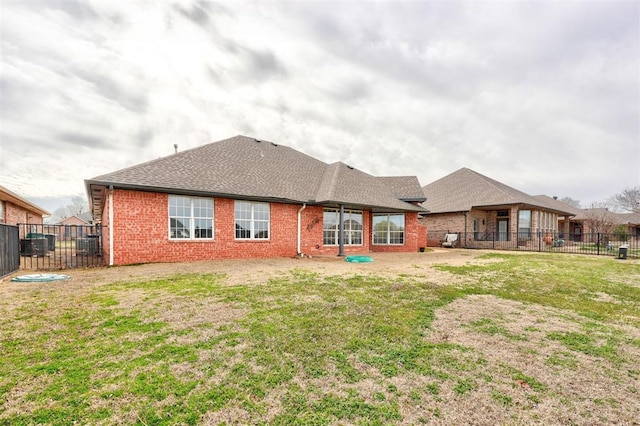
428, 294, 640, 424
1, 251, 639, 424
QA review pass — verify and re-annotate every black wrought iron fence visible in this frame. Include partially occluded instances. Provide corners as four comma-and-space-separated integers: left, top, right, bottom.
1, 223, 20, 277
431, 230, 639, 259
17, 223, 103, 270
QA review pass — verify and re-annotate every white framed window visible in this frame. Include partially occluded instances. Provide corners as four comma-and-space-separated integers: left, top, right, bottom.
235, 201, 269, 240
323, 208, 363, 245
168, 195, 213, 240
0, 201, 4, 223
373, 214, 405, 245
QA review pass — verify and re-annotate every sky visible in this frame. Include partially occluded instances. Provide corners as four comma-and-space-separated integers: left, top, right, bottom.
1, 0, 639, 214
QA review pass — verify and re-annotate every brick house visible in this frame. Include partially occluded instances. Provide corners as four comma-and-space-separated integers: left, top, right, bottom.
0, 185, 50, 227
534, 196, 640, 241
85, 136, 427, 266
420, 168, 574, 247
44, 212, 94, 240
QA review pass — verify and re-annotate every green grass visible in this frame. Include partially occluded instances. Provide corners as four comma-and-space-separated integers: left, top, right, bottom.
1, 253, 639, 424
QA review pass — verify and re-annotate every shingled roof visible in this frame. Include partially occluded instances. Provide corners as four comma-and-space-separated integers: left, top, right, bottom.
86, 135, 425, 221
421, 168, 573, 215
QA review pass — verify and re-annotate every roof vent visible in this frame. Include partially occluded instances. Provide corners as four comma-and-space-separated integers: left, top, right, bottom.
255, 139, 261, 143
271, 142, 278, 147
347, 165, 354, 170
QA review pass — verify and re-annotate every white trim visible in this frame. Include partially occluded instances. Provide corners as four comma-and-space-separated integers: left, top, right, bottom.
322, 208, 363, 246
297, 203, 306, 255
108, 187, 114, 266
234, 200, 271, 240
372, 213, 405, 245
168, 195, 214, 240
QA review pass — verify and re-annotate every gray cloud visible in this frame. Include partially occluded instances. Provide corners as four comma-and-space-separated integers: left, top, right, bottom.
0, 1, 637, 205
74, 69, 149, 114
42, 0, 99, 21
57, 132, 106, 148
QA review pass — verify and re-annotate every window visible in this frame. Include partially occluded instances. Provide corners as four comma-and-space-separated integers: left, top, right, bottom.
169, 195, 213, 239
235, 201, 269, 239
497, 210, 509, 217
373, 214, 405, 245
323, 208, 363, 245
518, 210, 531, 239
0, 201, 4, 223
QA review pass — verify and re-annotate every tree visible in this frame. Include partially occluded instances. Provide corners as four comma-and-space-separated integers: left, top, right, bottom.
611, 187, 640, 213
50, 196, 89, 223
583, 202, 616, 234
559, 196, 581, 208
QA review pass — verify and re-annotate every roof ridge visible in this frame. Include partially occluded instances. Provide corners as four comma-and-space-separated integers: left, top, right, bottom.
314, 162, 342, 202
91, 135, 249, 181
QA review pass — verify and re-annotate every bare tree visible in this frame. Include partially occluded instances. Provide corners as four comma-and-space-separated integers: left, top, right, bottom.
50, 196, 89, 223
583, 202, 616, 234
611, 187, 640, 213
559, 196, 581, 208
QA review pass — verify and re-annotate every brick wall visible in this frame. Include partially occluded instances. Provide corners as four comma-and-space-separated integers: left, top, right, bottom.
421, 212, 465, 246
371, 212, 426, 253
4, 201, 44, 227
111, 190, 300, 265
109, 189, 426, 265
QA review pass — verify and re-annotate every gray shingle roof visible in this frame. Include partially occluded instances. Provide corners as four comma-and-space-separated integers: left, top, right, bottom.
379, 176, 427, 202
533, 195, 581, 216
421, 168, 574, 215
86, 135, 425, 219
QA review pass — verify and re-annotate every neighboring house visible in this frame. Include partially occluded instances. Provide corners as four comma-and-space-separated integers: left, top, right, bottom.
421, 168, 574, 246
0, 185, 50, 227
534, 196, 640, 241
85, 135, 428, 266
44, 212, 94, 240
615, 213, 640, 238
533, 195, 582, 238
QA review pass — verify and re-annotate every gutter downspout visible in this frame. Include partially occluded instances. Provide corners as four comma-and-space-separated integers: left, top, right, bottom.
297, 203, 306, 256
108, 186, 114, 266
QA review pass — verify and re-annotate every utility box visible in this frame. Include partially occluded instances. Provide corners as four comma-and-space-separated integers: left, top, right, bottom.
76, 235, 100, 256
20, 238, 47, 257
618, 246, 628, 260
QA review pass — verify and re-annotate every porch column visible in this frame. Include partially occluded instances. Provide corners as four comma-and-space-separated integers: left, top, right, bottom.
338, 204, 345, 257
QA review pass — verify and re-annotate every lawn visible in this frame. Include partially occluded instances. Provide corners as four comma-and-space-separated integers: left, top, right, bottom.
1, 252, 639, 424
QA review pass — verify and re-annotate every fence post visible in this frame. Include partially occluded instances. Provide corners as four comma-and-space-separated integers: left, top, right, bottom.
538, 232, 541, 252
492, 232, 495, 250
597, 233, 600, 256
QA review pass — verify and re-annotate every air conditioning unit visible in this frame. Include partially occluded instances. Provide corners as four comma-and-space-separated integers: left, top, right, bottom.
76, 235, 101, 255
20, 238, 47, 257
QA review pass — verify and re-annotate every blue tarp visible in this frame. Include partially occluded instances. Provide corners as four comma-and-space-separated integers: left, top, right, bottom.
11, 274, 70, 282
345, 255, 374, 263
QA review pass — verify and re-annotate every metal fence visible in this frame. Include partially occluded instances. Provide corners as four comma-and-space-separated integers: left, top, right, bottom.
17, 223, 103, 270
1, 223, 20, 277
430, 230, 639, 259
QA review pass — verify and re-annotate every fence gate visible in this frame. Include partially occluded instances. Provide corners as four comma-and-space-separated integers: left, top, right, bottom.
1, 223, 20, 277
17, 223, 103, 270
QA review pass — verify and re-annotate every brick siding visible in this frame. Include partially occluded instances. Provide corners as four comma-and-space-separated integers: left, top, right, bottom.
4, 201, 44, 228
109, 189, 425, 265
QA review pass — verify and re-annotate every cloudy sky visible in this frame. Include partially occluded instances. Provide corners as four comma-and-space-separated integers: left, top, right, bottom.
1, 0, 638, 213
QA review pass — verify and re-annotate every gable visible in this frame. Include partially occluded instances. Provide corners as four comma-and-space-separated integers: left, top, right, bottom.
422, 168, 573, 215
86, 135, 425, 221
